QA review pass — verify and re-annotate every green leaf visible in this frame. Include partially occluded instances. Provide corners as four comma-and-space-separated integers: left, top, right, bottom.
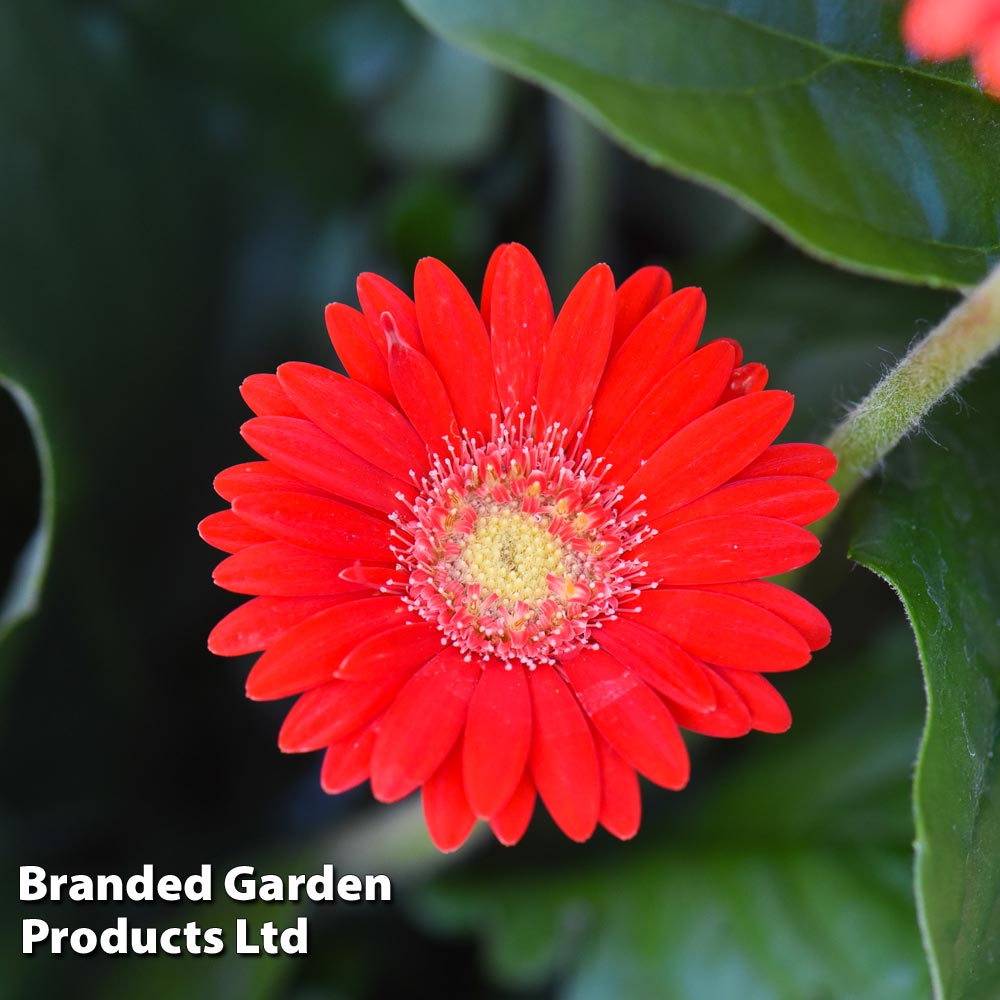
402, 0, 1000, 288
851, 365, 1000, 1000
422, 849, 924, 1000
0, 375, 53, 643
416, 629, 931, 999
368, 36, 510, 165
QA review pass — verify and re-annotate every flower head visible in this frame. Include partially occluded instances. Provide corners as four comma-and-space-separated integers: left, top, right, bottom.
200, 245, 837, 850
902, 0, 1000, 97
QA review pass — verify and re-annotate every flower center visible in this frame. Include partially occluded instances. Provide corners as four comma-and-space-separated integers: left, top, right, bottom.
392, 420, 651, 666
461, 510, 565, 604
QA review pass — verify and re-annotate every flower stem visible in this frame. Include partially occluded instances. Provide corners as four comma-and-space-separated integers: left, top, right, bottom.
825, 262, 1000, 504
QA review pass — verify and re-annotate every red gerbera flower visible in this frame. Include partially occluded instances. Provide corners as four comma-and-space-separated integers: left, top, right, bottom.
200, 245, 837, 851
902, 0, 1000, 97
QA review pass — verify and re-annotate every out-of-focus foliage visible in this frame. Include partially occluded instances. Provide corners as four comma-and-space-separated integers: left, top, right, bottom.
404, 0, 1000, 288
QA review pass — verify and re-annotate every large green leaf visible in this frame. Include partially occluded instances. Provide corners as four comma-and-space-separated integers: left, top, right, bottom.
402, 0, 1000, 288
851, 365, 1000, 1000
416, 629, 931, 999
422, 849, 924, 1000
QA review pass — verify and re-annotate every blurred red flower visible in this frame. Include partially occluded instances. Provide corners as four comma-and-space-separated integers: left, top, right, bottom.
903, 0, 1000, 96
200, 245, 837, 851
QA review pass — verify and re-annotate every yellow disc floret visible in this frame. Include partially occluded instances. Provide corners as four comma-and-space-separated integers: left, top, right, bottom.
461, 511, 565, 604
398, 419, 648, 665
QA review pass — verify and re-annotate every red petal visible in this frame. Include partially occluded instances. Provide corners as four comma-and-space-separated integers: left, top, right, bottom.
213, 541, 357, 597
241, 416, 412, 514
562, 648, 689, 790
637, 514, 821, 585
240, 374, 302, 417
489, 772, 536, 846
666, 668, 752, 737
625, 391, 794, 518
595, 736, 641, 840
387, 336, 458, 452
902, 0, 984, 60
488, 243, 554, 415
208, 596, 344, 656
463, 663, 531, 818
974, 25, 1000, 97
653, 476, 839, 530
245, 596, 410, 700
321, 721, 379, 794
715, 337, 744, 366
214, 461, 322, 502
199, 510, 272, 553
232, 492, 393, 562
611, 265, 673, 357
718, 362, 768, 403
588, 287, 706, 456
715, 666, 791, 733
423, 739, 477, 852
536, 263, 615, 438
479, 242, 511, 328
279, 676, 404, 752
526, 663, 600, 842
693, 581, 831, 651
337, 563, 399, 589
277, 362, 427, 481
414, 257, 499, 439
737, 442, 837, 481
369, 647, 480, 803
599, 340, 736, 480
335, 623, 444, 680
356, 272, 423, 352
638, 589, 812, 672
596, 618, 715, 711
325, 302, 394, 403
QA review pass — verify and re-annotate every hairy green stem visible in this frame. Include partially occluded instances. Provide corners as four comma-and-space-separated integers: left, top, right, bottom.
826, 262, 1000, 503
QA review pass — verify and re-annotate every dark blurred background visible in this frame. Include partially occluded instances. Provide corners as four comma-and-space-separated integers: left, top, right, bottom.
1, 2, 951, 998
